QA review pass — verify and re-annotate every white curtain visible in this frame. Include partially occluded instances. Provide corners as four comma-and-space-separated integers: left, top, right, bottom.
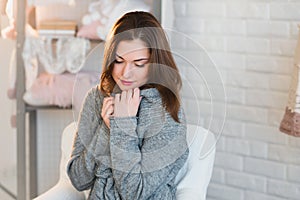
161, 0, 174, 29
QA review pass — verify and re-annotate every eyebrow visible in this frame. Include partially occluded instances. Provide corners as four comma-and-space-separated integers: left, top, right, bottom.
116, 54, 149, 62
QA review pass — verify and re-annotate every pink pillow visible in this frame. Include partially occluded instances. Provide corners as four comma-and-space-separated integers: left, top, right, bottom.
76, 20, 103, 40
23, 72, 99, 109
1, 24, 17, 40
23, 73, 76, 108
72, 72, 100, 114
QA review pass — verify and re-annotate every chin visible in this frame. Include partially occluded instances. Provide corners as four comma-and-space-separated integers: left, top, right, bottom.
118, 85, 135, 91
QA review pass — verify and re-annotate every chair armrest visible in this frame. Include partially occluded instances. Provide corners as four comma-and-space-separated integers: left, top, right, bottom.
176, 147, 215, 200
176, 125, 216, 200
33, 180, 86, 200
33, 122, 87, 200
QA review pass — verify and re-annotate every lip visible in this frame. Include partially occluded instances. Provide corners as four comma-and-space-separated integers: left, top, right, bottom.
120, 80, 134, 86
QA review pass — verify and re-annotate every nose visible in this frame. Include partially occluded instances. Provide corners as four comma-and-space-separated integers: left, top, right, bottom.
122, 62, 132, 78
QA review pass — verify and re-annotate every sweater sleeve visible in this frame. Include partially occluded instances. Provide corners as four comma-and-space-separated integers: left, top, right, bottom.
67, 88, 104, 191
109, 110, 189, 200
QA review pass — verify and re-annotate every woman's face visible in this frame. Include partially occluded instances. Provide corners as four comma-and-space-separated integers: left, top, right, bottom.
112, 39, 150, 91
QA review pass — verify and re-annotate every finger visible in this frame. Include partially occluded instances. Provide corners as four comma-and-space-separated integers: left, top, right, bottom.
101, 107, 109, 118
107, 104, 114, 115
115, 93, 120, 103
133, 88, 140, 101
105, 96, 114, 102
101, 105, 114, 122
121, 91, 127, 102
127, 89, 133, 99
103, 97, 114, 106
102, 98, 114, 112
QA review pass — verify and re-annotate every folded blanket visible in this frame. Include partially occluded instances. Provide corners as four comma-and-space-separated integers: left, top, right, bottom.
23, 72, 99, 109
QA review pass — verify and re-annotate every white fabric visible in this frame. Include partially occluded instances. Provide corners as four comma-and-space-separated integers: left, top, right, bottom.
82, 0, 151, 40
4, 0, 15, 19
82, 0, 118, 25
34, 122, 86, 200
22, 37, 90, 90
161, 0, 174, 29
89, 0, 150, 40
175, 125, 216, 200
33, 123, 215, 200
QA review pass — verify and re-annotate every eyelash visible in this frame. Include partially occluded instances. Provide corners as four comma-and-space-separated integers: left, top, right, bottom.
135, 64, 145, 68
114, 60, 123, 64
114, 60, 145, 68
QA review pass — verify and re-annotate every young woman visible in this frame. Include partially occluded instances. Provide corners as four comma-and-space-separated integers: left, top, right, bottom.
67, 11, 189, 199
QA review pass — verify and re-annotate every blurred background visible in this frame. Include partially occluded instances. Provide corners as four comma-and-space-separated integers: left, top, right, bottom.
1, 0, 300, 200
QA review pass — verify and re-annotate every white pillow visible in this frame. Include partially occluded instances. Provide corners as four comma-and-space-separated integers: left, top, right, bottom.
78, 0, 150, 40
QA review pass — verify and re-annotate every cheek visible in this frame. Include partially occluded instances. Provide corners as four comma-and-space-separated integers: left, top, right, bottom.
112, 65, 120, 80
138, 67, 149, 81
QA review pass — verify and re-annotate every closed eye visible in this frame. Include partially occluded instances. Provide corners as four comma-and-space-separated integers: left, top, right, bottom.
135, 63, 145, 67
114, 60, 124, 64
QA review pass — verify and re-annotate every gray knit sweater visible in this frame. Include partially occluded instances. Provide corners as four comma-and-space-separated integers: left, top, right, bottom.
67, 86, 189, 200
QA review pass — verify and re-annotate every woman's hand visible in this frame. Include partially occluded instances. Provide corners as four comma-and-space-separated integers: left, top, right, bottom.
114, 88, 142, 118
101, 96, 114, 128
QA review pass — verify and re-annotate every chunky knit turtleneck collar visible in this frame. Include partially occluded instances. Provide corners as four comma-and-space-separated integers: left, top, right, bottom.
140, 87, 160, 98
107, 87, 160, 99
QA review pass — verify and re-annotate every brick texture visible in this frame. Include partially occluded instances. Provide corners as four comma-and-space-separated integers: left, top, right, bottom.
174, 0, 300, 199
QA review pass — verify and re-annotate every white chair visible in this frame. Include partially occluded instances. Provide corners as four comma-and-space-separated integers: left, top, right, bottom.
33, 122, 216, 200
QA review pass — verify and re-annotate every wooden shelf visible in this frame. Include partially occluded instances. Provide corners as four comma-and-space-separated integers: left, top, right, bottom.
25, 105, 72, 112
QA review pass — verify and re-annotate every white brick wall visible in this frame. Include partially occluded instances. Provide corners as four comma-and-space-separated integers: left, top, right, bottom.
174, 0, 300, 199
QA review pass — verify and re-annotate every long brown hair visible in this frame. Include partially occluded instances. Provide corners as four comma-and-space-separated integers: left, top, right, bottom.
100, 11, 182, 122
